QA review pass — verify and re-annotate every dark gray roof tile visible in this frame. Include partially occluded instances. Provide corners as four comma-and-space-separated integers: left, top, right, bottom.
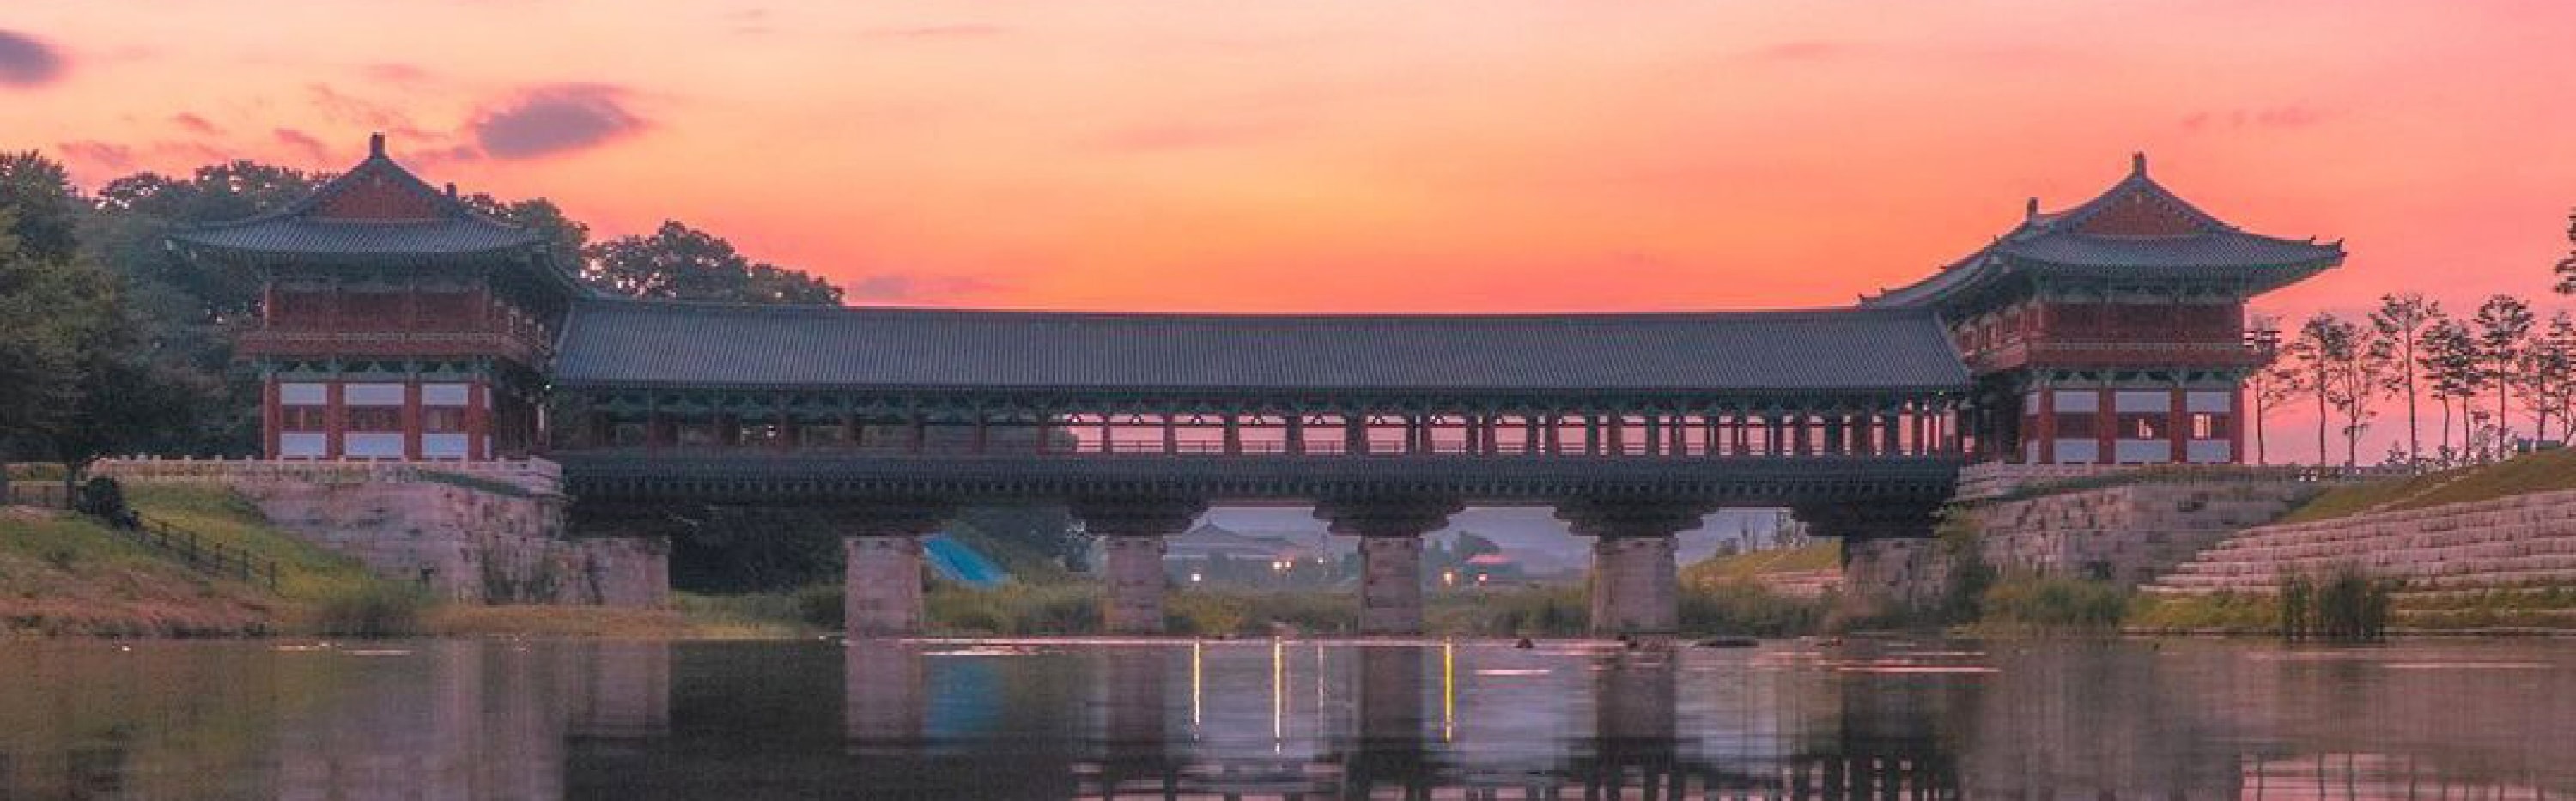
553, 300, 1972, 393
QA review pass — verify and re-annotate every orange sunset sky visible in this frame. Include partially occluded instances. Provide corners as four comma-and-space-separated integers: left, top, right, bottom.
5, 2, 2574, 460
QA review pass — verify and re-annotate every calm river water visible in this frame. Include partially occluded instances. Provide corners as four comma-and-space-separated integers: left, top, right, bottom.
2, 637, 2573, 798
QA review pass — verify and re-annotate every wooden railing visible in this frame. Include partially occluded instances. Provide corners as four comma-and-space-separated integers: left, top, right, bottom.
121, 514, 281, 591
3, 482, 70, 509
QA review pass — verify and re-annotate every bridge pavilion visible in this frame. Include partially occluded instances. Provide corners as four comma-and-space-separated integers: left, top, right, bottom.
173, 137, 2339, 637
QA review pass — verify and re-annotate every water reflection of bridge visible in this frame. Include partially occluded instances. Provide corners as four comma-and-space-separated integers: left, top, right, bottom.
844, 641, 1955, 799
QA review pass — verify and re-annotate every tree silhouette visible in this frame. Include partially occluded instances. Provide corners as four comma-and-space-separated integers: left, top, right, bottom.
2368, 294, 2442, 464
2472, 295, 2535, 452
585, 220, 842, 305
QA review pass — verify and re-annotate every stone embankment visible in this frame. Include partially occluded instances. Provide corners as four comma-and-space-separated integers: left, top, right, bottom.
2148, 488, 2576, 594
1843, 477, 2319, 605
94, 458, 666, 608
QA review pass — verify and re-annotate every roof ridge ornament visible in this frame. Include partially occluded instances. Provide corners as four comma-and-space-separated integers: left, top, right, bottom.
2025, 197, 2039, 221
2130, 151, 2148, 176
369, 132, 386, 158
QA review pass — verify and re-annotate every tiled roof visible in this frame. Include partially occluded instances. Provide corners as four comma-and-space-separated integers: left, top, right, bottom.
172, 135, 544, 258
1868, 155, 2342, 308
553, 300, 1973, 393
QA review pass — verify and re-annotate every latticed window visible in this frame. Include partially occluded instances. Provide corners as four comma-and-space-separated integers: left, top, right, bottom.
422, 407, 466, 433
282, 406, 327, 432
346, 408, 401, 432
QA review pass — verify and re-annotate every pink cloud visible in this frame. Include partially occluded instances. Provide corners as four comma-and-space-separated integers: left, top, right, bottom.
171, 112, 222, 136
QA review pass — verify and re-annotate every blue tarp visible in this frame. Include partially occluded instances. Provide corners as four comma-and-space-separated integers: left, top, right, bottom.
923, 535, 1011, 588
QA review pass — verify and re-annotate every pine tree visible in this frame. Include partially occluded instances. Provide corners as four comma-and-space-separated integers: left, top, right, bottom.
2285, 313, 2360, 465
2421, 319, 2482, 462
2555, 208, 2574, 296
2367, 294, 2442, 464
2472, 295, 2536, 453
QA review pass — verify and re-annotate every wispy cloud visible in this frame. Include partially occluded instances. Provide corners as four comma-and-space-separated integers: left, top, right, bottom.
467, 83, 649, 160
53, 140, 132, 170
171, 112, 222, 136
0, 29, 67, 88
274, 128, 329, 163
364, 62, 433, 87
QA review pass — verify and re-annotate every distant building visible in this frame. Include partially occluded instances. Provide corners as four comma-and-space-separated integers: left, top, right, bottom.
1160, 523, 1335, 588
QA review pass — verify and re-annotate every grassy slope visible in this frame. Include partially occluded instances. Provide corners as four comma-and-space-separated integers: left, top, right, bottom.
122, 485, 381, 602
1680, 542, 1839, 586
2276, 449, 2576, 525
0, 507, 284, 635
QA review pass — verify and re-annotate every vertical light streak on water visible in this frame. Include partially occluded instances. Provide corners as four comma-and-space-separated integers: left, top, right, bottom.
1271, 638, 1285, 752
1442, 640, 1455, 743
1315, 642, 1327, 737
1190, 640, 1203, 735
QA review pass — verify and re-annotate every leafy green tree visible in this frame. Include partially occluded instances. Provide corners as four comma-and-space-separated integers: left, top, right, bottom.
465, 194, 589, 270
2368, 294, 2443, 463
585, 220, 842, 304
0, 214, 122, 478
0, 151, 83, 263
2473, 295, 2535, 451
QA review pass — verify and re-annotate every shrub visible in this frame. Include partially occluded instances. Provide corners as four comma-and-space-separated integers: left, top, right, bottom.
1978, 574, 2129, 631
311, 581, 432, 637
1680, 581, 1828, 636
75, 476, 137, 529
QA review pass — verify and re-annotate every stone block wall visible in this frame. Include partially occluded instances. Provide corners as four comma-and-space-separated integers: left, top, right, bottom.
1970, 482, 2313, 588
1844, 478, 2314, 610
2153, 488, 2576, 593
1843, 537, 1956, 610
231, 479, 666, 607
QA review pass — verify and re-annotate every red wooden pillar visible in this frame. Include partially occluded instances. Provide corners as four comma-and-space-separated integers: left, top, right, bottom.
465, 379, 491, 460
2033, 389, 2057, 464
402, 381, 423, 460
2169, 388, 2189, 463
2095, 388, 2116, 465
324, 379, 346, 459
1222, 415, 1242, 455
261, 378, 283, 459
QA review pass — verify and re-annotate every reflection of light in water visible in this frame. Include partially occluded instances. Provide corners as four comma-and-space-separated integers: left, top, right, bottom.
1315, 642, 1326, 739
1190, 641, 1202, 735
1474, 669, 1551, 677
1442, 640, 1455, 743
1271, 638, 1285, 752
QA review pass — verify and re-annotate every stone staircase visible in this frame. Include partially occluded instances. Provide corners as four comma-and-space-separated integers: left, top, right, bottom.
2145, 488, 2576, 595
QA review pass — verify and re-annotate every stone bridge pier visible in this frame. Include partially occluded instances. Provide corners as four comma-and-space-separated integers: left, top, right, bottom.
1315, 496, 1463, 635
1071, 496, 1210, 634
1558, 497, 1710, 637
841, 498, 956, 638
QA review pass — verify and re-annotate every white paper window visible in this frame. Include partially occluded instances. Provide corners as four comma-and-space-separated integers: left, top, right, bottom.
343, 383, 406, 407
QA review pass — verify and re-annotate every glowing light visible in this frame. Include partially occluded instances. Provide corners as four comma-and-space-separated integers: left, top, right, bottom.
1442, 640, 1455, 743
1271, 638, 1285, 749
1190, 640, 1203, 731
